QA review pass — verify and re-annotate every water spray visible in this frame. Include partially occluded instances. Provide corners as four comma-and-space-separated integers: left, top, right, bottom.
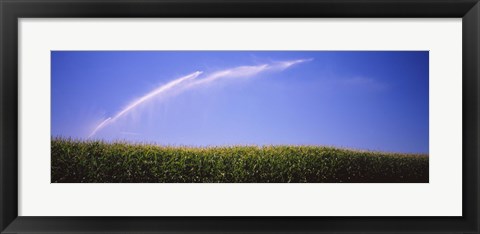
87, 59, 312, 138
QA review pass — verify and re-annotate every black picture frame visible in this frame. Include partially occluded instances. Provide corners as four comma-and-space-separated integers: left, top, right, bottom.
1, 0, 478, 233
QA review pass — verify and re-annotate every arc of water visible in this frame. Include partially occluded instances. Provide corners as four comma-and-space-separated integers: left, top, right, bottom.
88, 58, 313, 138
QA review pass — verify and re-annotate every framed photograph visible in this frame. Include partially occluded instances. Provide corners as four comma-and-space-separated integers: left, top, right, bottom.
1, 0, 478, 233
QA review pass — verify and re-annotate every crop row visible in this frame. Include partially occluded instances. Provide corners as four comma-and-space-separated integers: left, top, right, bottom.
52, 138, 429, 183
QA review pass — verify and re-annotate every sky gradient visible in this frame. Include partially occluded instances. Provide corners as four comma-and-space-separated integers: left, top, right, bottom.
51, 51, 429, 153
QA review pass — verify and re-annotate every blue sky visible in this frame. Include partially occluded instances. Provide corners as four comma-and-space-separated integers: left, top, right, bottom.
51, 51, 429, 153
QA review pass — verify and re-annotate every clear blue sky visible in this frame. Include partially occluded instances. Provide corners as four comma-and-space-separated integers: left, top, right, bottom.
51, 51, 428, 153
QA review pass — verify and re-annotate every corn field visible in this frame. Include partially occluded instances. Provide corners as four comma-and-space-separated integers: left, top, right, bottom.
52, 137, 429, 183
